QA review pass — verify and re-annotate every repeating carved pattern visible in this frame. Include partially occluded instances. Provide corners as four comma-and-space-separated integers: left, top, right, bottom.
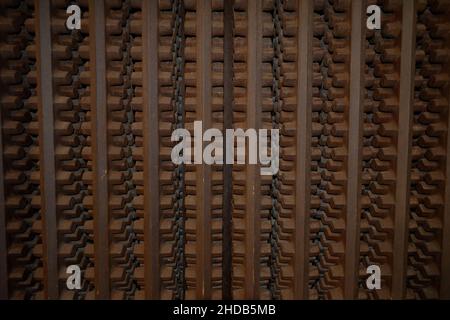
103, 0, 142, 300
309, 0, 350, 300
50, 0, 94, 300
407, 0, 449, 300
1, 0, 450, 300
0, 0, 44, 300
263, 0, 298, 300
158, 0, 188, 299
230, 0, 247, 299
358, 0, 401, 300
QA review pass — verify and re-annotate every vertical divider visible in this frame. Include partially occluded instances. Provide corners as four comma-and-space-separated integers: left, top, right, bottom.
344, 0, 366, 299
142, 0, 160, 299
0, 13, 7, 294
441, 13, 450, 298
222, 0, 234, 300
294, 0, 313, 300
245, 0, 261, 299
392, 0, 416, 300
196, 0, 212, 299
36, 0, 58, 299
0, 81, 7, 301
89, 0, 110, 299
442, 90, 450, 299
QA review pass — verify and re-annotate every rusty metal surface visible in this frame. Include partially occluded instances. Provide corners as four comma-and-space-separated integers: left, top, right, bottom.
0, 0, 449, 300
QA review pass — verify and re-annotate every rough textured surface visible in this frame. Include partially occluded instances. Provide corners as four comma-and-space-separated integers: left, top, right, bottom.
0, 0, 449, 300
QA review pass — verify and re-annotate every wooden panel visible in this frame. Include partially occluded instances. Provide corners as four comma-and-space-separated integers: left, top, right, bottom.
244, 0, 261, 299
295, 0, 313, 300
344, 0, 366, 299
392, 0, 416, 300
37, 0, 58, 299
143, 0, 160, 299
195, 0, 212, 299
222, 0, 234, 300
0, 0, 448, 301
0, 65, 7, 300
89, 0, 110, 299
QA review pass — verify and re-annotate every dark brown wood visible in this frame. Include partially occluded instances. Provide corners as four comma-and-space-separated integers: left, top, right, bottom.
0, 10, 7, 295
294, 0, 313, 300
196, 0, 212, 299
89, 0, 110, 299
0, 0, 449, 301
142, 0, 160, 300
36, 0, 58, 300
222, 0, 234, 300
245, 0, 261, 299
392, 0, 416, 300
344, 0, 366, 299
441, 2, 450, 298
442, 85, 450, 298
0, 80, 7, 301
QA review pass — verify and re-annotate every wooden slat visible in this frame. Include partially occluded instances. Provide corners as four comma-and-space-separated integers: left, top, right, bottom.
196, 0, 212, 299
89, 0, 110, 299
142, 0, 160, 299
344, 0, 366, 300
0, 85, 7, 300
294, 0, 313, 300
392, 0, 416, 300
36, 0, 58, 299
442, 86, 450, 299
245, 0, 261, 299
0, 4, 8, 292
222, 0, 234, 300
0, 10, 7, 294
441, 4, 450, 298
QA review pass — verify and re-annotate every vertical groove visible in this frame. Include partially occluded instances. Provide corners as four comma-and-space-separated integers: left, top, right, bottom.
295, 0, 312, 300
89, 0, 110, 299
392, 0, 416, 300
196, 0, 212, 299
37, 0, 58, 299
222, 0, 234, 300
344, 0, 366, 300
143, 0, 160, 299
245, 0, 261, 299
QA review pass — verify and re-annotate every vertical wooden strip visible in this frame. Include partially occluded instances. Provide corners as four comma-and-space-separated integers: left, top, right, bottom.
222, 0, 234, 300
142, 0, 160, 299
89, 0, 110, 299
0, 94, 7, 300
0, 12, 6, 293
245, 0, 261, 299
442, 90, 450, 299
392, 0, 416, 300
344, 0, 366, 299
294, 0, 312, 300
196, 0, 212, 299
0, 4, 8, 293
36, 0, 58, 299
441, 7, 450, 298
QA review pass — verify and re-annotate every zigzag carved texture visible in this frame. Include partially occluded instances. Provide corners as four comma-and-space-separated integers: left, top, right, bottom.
0, 0, 449, 300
